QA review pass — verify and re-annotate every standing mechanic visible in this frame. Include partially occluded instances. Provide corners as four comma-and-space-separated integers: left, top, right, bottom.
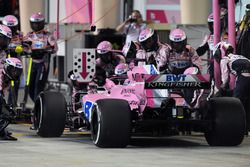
136, 28, 201, 74
25, 12, 58, 101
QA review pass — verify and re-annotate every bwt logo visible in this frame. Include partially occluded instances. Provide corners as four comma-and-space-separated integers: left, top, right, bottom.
166, 74, 187, 81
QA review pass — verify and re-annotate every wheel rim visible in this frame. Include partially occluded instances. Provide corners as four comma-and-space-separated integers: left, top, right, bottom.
38, 96, 43, 131
91, 106, 101, 144
34, 96, 43, 132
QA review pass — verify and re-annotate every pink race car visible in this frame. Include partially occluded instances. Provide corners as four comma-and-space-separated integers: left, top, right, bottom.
32, 50, 245, 148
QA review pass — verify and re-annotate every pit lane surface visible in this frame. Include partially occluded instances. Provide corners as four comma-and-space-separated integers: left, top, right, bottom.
0, 124, 250, 167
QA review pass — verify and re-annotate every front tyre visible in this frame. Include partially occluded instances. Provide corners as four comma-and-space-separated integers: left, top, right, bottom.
33, 91, 67, 137
91, 99, 131, 148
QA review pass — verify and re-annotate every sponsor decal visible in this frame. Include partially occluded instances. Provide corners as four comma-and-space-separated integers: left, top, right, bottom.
121, 88, 136, 94
145, 82, 207, 89
129, 99, 146, 106
150, 64, 158, 74
84, 101, 93, 120
166, 74, 186, 81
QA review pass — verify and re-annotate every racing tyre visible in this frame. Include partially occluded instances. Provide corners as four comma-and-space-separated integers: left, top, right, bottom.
34, 91, 67, 137
205, 97, 245, 146
91, 99, 131, 148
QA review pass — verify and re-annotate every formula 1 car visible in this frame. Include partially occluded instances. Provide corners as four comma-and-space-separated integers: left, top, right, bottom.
32, 49, 245, 148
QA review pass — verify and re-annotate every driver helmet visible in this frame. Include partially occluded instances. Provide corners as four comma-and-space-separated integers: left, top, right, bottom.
114, 63, 128, 75
30, 12, 45, 32
138, 28, 158, 52
0, 24, 12, 50
97, 41, 113, 63
2, 15, 18, 35
3, 57, 23, 80
169, 28, 187, 53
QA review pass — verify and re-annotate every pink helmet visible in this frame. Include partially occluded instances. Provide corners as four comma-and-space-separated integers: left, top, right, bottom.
184, 67, 199, 75
4, 57, 23, 80
169, 28, 186, 42
30, 12, 45, 22
97, 41, 112, 54
2, 15, 18, 27
0, 24, 12, 39
30, 12, 45, 32
169, 28, 187, 53
115, 63, 128, 75
139, 28, 154, 43
138, 28, 158, 52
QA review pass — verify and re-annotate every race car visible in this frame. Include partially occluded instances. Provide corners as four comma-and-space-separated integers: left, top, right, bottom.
32, 49, 246, 148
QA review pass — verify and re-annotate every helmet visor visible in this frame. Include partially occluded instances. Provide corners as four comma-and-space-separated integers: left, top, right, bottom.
0, 34, 11, 49
6, 65, 22, 80
30, 21, 45, 32
99, 52, 112, 63
140, 37, 154, 52
171, 41, 186, 53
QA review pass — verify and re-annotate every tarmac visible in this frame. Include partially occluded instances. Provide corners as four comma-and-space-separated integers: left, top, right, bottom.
1, 124, 250, 167
1, 87, 250, 167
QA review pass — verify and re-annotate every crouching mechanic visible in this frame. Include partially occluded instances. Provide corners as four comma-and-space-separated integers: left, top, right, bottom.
0, 25, 23, 140
216, 43, 250, 132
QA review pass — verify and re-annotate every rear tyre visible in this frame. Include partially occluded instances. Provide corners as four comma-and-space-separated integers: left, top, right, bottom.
91, 99, 131, 148
33, 91, 67, 137
205, 97, 245, 146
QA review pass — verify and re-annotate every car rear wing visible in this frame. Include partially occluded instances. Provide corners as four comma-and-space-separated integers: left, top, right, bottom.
143, 74, 211, 89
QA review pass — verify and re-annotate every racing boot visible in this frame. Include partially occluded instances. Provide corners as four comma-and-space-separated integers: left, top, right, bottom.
0, 130, 17, 141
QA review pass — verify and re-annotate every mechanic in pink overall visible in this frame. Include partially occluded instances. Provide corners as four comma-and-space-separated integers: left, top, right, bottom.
96, 41, 125, 76
2, 15, 24, 58
215, 42, 250, 132
0, 25, 23, 140
168, 28, 202, 106
167, 28, 202, 75
25, 12, 58, 101
136, 28, 171, 72
137, 28, 202, 107
2, 15, 24, 104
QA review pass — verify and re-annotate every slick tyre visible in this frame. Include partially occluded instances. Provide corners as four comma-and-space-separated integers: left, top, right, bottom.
205, 97, 245, 146
34, 91, 66, 137
91, 99, 131, 148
